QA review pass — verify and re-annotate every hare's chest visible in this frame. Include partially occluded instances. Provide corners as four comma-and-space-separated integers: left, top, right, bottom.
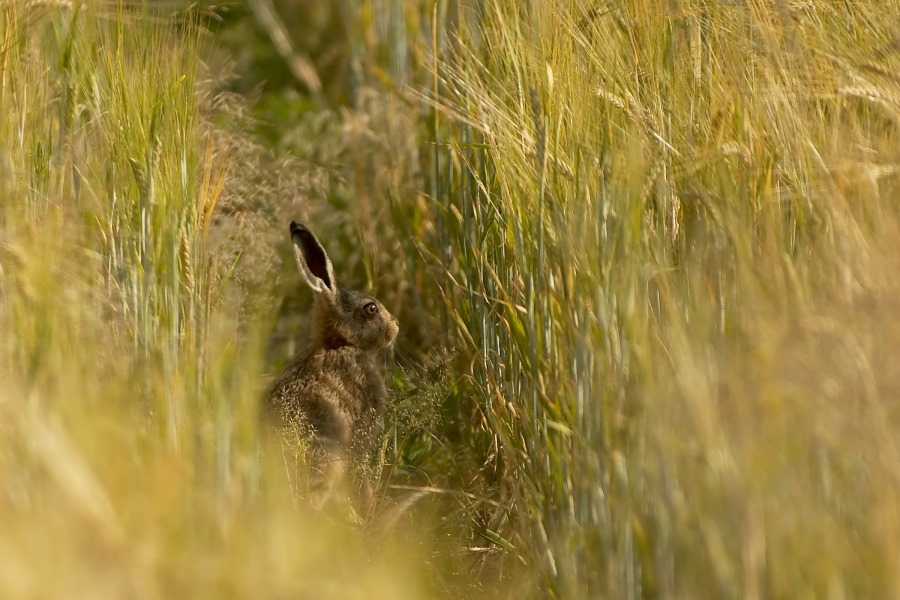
324, 349, 386, 421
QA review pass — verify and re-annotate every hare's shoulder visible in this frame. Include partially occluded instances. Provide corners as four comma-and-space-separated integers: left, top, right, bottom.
269, 346, 385, 425
267, 350, 347, 442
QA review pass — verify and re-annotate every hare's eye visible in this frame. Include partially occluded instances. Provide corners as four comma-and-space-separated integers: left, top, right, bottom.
364, 302, 379, 316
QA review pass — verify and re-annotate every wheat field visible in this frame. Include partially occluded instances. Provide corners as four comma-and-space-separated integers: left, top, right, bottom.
2, 1, 900, 598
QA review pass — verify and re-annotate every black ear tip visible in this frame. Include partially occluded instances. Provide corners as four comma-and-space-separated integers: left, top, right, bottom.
289, 221, 303, 235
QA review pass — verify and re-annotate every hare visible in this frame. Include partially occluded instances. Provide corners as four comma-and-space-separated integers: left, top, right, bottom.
266, 221, 399, 515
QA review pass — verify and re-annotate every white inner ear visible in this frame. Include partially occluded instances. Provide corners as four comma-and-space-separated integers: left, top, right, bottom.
293, 246, 334, 296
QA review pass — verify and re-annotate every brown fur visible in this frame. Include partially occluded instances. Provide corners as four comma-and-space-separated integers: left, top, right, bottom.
266, 222, 398, 514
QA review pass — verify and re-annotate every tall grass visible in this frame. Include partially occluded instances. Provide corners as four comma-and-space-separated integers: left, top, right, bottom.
0, 3, 437, 598
406, 1, 900, 596
5, 0, 900, 598
345, 0, 900, 596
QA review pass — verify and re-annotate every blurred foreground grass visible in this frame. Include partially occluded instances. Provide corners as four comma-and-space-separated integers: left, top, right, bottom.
3, 1, 900, 598
0, 3, 438, 598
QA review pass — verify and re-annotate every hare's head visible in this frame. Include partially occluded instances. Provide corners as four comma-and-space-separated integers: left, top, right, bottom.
290, 221, 399, 351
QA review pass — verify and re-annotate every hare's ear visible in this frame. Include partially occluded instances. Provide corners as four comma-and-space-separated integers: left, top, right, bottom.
290, 221, 337, 299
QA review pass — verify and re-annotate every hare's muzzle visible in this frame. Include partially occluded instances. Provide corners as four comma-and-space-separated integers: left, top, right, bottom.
386, 314, 399, 344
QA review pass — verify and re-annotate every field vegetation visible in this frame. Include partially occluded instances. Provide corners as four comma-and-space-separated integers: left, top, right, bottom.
3, 0, 900, 597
